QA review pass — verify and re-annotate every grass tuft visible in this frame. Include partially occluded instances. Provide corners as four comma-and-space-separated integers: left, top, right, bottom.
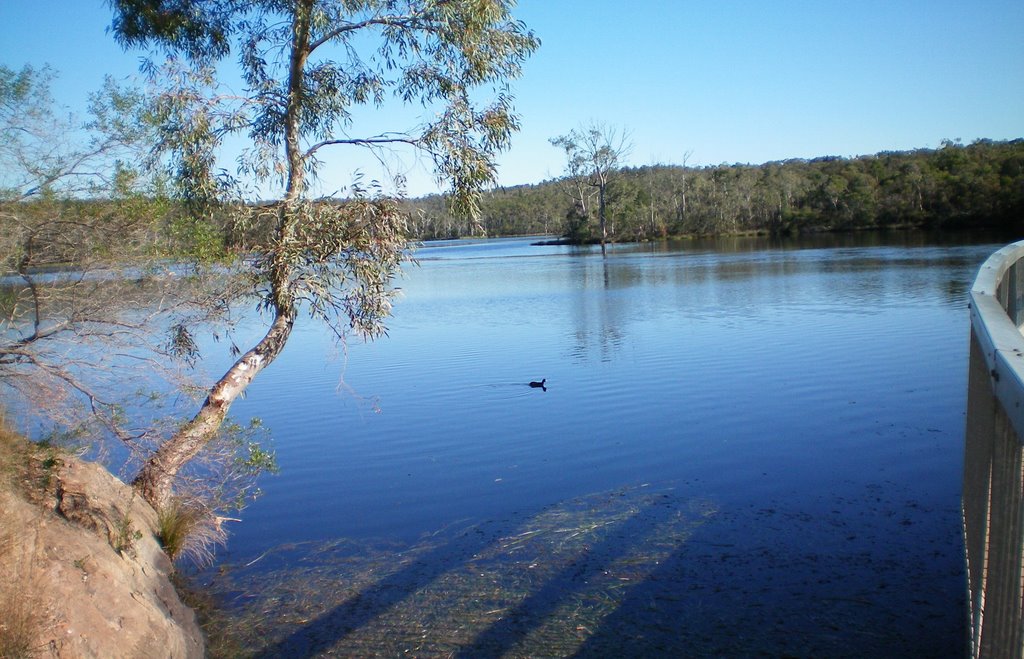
0, 530, 45, 658
112, 513, 143, 556
157, 498, 227, 568
0, 423, 47, 657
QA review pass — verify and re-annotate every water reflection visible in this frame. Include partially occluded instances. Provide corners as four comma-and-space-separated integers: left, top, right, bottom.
548, 236, 988, 367
566, 258, 626, 363
188, 232, 1003, 656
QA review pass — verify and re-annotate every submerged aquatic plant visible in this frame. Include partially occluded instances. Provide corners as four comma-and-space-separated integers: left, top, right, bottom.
188, 485, 717, 656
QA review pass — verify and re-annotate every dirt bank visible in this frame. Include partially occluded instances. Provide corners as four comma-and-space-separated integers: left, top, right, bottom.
0, 429, 203, 658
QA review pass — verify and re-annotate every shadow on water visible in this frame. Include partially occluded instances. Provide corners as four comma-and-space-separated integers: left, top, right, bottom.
250, 515, 525, 658
191, 480, 965, 658
451, 489, 685, 658
196, 485, 715, 657
570, 498, 966, 658
188, 480, 966, 658
175, 234, 982, 657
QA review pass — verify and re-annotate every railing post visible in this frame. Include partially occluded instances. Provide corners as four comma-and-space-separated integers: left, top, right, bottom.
964, 240, 1024, 659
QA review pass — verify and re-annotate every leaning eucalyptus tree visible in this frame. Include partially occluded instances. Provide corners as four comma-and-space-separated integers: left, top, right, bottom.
109, 0, 538, 508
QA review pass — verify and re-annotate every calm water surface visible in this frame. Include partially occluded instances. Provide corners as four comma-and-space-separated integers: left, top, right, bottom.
194, 233, 1000, 657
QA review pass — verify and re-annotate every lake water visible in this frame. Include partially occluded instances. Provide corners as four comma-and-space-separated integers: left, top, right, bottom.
191, 233, 1001, 657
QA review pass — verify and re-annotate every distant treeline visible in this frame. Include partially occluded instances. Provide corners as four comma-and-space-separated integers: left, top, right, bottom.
5, 140, 1021, 269
406, 138, 1024, 241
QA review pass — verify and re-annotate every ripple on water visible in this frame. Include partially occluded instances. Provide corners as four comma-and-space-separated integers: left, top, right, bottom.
206, 236, 998, 656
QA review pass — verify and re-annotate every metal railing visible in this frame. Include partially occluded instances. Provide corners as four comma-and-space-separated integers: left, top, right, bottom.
964, 240, 1024, 659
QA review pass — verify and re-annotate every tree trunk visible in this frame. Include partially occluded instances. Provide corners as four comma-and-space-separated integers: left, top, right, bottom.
132, 309, 295, 508
132, 2, 312, 509
597, 182, 608, 257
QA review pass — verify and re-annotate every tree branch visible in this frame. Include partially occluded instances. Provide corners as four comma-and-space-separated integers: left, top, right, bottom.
304, 133, 422, 159
307, 11, 430, 54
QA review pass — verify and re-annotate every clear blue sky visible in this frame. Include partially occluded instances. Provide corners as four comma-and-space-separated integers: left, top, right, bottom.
2, 1, 1022, 197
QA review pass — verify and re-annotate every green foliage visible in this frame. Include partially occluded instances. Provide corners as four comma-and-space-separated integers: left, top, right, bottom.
166, 322, 201, 368
235, 440, 277, 478
109, 1, 538, 510
168, 213, 227, 262
261, 190, 410, 339
107, 1, 540, 340
112, 513, 143, 556
110, 0, 232, 62
0, 64, 58, 201
0, 64, 155, 203
171, 416, 278, 515
227, 417, 278, 479
412, 139, 1024, 241
107, 0, 541, 360
549, 123, 632, 246
115, 0, 538, 215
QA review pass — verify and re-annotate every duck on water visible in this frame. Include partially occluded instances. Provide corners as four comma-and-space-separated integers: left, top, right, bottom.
529, 379, 547, 391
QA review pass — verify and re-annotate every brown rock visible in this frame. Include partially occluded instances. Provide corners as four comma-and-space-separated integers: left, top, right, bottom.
0, 435, 204, 658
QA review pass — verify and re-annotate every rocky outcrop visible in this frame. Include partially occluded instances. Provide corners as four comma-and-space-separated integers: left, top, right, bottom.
0, 433, 203, 658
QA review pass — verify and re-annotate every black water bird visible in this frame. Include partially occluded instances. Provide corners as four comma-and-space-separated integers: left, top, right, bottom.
529, 379, 547, 390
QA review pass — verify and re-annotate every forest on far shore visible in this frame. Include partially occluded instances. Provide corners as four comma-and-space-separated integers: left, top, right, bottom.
405, 138, 1024, 241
